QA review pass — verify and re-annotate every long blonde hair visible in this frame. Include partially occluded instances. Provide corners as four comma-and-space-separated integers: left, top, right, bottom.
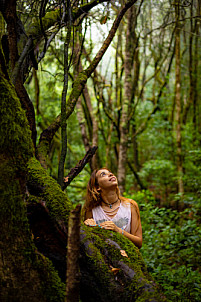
82, 168, 141, 233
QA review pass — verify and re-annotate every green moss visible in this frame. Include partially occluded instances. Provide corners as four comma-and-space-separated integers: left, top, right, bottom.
28, 9, 62, 38
80, 225, 166, 301
66, 71, 88, 117
36, 140, 50, 168
34, 253, 65, 302
0, 158, 66, 301
0, 72, 65, 301
27, 157, 73, 225
0, 72, 34, 164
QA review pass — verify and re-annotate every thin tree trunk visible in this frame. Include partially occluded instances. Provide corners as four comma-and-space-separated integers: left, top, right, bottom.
66, 204, 81, 302
131, 30, 140, 173
175, 1, 184, 196
15, 78, 37, 148
132, 124, 140, 171
118, 6, 136, 193
3, 0, 18, 70
182, 2, 195, 124
58, 0, 72, 189
82, 85, 99, 170
33, 68, 40, 115
75, 50, 99, 170
193, 1, 200, 142
76, 97, 90, 152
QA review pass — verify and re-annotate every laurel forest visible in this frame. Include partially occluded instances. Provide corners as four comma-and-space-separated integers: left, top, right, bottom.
0, 0, 201, 301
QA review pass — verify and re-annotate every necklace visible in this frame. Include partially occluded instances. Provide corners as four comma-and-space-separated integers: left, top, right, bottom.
102, 198, 119, 209
103, 206, 120, 217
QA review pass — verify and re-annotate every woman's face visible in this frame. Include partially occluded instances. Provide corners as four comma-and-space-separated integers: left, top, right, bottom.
95, 169, 118, 190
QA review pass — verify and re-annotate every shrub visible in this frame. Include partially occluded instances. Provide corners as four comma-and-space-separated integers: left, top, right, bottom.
126, 191, 201, 302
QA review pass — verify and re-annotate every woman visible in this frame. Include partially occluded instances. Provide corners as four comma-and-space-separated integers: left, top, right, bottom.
83, 168, 142, 249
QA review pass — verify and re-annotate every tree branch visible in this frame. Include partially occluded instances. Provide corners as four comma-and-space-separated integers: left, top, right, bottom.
37, 0, 138, 166
127, 160, 146, 190
11, 36, 32, 85
63, 146, 98, 189
133, 43, 175, 139
85, 0, 138, 78
142, 15, 201, 39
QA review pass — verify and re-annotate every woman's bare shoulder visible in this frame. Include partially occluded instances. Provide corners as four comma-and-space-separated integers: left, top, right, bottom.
121, 197, 139, 207
122, 198, 140, 217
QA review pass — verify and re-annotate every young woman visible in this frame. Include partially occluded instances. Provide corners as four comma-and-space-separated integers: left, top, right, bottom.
83, 168, 142, 249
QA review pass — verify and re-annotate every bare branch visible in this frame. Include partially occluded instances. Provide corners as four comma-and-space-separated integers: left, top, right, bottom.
63, 146, 98, 189
11, 36, 32, 85
38, 4, 66, 63
133, 44, 175, 138
142, 15, 201, 39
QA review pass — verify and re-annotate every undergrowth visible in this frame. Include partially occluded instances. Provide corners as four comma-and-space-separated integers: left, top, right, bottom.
125, 190, 201, 302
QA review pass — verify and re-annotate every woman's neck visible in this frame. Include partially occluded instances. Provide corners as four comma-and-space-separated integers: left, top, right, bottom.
100, 189, 118, 205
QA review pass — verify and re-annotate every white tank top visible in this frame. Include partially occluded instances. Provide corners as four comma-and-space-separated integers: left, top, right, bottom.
92, 201, 131, 233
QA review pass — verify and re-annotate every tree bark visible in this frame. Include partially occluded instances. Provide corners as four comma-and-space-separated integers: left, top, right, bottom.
2, 0, 18, 69
66, 204, 81, 302
82, 84, 99, 170
0, 65, 66, 302
118, 6, 136, 193
193, 1, 200, 142
58, 1, 72, 189
79, 226, 166, 302
182, 2, 196, 125
63, 146, 98, 189
15, 77, 37, 148
175, 1, 184, 196
76, 97, 91, 151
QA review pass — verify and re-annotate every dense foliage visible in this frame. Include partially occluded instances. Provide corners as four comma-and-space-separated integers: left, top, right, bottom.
23, 1, 201, 299
125, 190, 201, 301
1, 0, 201, 300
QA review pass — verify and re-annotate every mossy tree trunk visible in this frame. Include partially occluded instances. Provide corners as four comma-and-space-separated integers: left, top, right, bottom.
79, 226, 166, 302
0, 60, 69, 301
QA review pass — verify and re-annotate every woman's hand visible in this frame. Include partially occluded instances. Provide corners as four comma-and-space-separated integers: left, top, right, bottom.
84, 218, 97, 226
100, 221, 120, 233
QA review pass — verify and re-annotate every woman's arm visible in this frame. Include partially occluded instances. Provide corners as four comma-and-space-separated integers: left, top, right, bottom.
100, 201, 143, 249
84, 210, 97, 226
122, 202, 142, 248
